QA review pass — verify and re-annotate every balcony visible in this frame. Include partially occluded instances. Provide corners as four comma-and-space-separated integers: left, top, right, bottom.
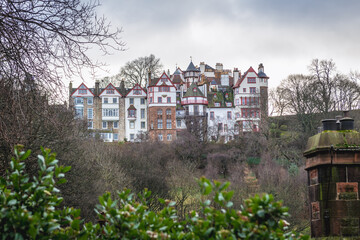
185, 112, 206, 117
127, 114, 136, 120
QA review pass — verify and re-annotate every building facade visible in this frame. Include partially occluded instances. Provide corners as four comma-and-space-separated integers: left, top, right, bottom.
70, 61, 269, 142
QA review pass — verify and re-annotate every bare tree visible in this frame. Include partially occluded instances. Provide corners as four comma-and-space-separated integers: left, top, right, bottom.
333, 72, 360, 111
0, 0, 124, 90
308, 59, 337, 113
0, 0, 124, 174
120, 54, 163, 87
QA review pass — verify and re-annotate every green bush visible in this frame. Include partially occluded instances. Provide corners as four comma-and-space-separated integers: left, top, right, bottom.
0, 146, 309, 239
247, 157, 261, 166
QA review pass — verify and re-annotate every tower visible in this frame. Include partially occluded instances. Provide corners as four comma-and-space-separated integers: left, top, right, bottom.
304, 117, 360, 237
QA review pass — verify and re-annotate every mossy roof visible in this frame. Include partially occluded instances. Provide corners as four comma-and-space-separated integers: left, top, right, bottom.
303, 130, 360, 156
183, 83, 205, 97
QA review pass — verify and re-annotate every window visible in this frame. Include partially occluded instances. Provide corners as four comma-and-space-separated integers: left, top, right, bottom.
236, 99, 240, 105
250, 87, 256, 94
113, 133, 118, 141
236, 113, 240, 118
106, 89, 114, 94
159, 86, 170, 92
103, 98, 108, 104
134, 90, 141, 95
177, 120, 181, 127
218, 123, 223, 131
226, 102, 232, 107
214, 102, 220, 107
166, 109, 171, 116
130, 134, 135, 140
141, 98, 145, 105
150, 97, 153, 103
79, 89, 87, 94
158, 134, 163, 141
157, 109, 163, 117
210, 112, 214, 120
227, 111, 232, 120
167, 97, 171, 103
113, 121, 118, 128
158, 119, 163, 129
141, 121, 146, 129
128, 109, 136, 118
102, 121, 107, 129
75, 107, 83, 118
130, 121, 135, 129
87, 97, 93, 105
167, 134, 172, 141
235, 88, 239, 94
88, 121, 93, 129
243, 88, 246, 93
102, 108, 119, 117
113, 97, 118, 103
247, 77, 256, 83
87, 108, 93, 119
129, 98, 134, 104
194, 106, 199, 115
224, 124, 228, 132
75, 97, 83, 105
158, 97, 162, 103
141, 109, 145, 119
166, 119, 171, 129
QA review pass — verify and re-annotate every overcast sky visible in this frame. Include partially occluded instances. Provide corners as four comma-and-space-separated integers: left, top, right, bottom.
78, 0, 360, 89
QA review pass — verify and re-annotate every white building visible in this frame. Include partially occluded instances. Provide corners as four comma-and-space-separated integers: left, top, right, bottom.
124, 84, 148, 142
233, 64, 269, 132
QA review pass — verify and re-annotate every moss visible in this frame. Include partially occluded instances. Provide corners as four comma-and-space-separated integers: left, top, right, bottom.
331, 167, 339, 182
339, 192, 358, 200
304, 130, 360, 156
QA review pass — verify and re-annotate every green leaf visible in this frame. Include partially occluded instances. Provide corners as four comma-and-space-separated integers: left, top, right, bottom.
19, 150, 31, 161
8, 199, 17, 206
257, 209, 265, 218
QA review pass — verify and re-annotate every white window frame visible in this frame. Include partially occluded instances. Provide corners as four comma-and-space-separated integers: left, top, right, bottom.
141, 121, 146, 129
141, 98, 145, 105
87, 108, 93, 119
113, 133, 118, 141
158, 134, 163, 141
88, 121, 93, 129
102, 121, 107, 129
141, 109, 145, 119
167, 134, 172, 141
102, 108, 119, 117
130, 121, 135, 129
113, 121, 118, 129
129, 98, 134, 105
87, 97, 93, 105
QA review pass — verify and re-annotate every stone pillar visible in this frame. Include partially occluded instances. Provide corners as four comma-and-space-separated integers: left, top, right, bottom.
304, 117, 360, 237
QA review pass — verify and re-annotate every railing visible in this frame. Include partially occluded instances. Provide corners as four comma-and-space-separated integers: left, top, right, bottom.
185, 112, 206, 117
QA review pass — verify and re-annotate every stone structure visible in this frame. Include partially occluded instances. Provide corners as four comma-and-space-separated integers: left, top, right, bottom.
304, 117, 360, 237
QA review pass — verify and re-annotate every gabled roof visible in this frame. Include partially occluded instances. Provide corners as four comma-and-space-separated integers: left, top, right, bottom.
125, 84, 147, 97
172, 74, 184, 84
149, 72, 176, 88
127, 104, 136, 110
233, 66, 259, 88
205, 64, 215, 70
183, 82, 205, 98
99, 83, 123, 97
186, 61, 200, 72
173, 67, 183, 75
70, 83, 95, 97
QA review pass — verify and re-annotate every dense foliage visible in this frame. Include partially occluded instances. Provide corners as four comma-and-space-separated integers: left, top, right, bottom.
0, 146, 308, 239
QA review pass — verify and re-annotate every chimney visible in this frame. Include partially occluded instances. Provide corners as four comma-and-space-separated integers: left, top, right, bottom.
220, 74, 229, 86
200, 62, 205, 73
215, 63, 223, 72
69, 81, 73, 95
95, 80, 100, 96
233, 68, 239, 82
258, 63, 264, 73
120, 80, 125, 95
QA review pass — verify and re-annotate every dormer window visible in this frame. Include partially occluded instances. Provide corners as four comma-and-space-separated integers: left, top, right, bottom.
193, 88, 197, 92
106, 90, 114, 94
215, 102, 220, 107
79, 89, 87, 94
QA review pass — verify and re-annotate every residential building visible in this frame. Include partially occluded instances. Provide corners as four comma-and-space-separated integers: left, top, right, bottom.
124, 84, 147, 142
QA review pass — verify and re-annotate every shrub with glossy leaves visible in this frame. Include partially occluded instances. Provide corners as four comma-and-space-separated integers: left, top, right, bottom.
0, 146, 309, 239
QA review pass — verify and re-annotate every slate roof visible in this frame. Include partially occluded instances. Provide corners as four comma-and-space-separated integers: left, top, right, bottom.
258, 71, 269, 78
172, 74, 184, 84
186, 61, 200, 72
183, 83, 205, 98
127, 104, 136, 110
206, 76, 234, 87
149, 78, 160, 87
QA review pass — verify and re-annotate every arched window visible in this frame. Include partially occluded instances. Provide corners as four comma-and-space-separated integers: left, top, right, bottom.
157, 109, 163, 116
166, 109, 171, 116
